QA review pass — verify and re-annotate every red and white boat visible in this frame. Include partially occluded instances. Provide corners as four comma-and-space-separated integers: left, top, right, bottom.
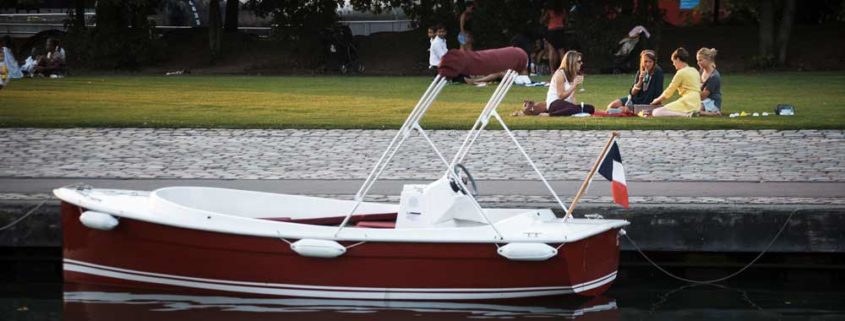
55, 72, 629, 301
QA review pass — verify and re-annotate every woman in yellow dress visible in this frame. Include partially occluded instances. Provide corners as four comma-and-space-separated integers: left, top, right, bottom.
650, 47, 701, 117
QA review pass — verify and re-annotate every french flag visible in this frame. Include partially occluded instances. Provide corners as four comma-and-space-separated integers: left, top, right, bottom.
597, 141, 629, 208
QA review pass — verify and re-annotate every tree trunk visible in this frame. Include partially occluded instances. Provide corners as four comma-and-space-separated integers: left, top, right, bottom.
418, 0, 432, 30
74, 0, 86, 29
224, 0, 239, 33
209, 0, 222, 61
713, 0, 720, 24
758, 0, 774, 57
776, 0, 796, 65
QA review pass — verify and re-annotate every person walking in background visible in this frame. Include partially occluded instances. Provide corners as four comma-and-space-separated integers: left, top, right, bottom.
2, 36, 22, 79
429, 25, 448, 69
541, 0, 567, 70
697, 47, 722, 116
650, 47, 701, 117
606, 50, 664, 113
458, 1, 475, 51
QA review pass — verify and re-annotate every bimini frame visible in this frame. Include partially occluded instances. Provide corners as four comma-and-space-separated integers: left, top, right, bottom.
333, 70, 576, 240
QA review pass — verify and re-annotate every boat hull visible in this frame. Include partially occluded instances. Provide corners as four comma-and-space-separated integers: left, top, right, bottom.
62, 202, 623, 300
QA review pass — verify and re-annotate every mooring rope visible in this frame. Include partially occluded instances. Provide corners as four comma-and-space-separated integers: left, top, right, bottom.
0, 200, 47, 231
624, 207, 801, 284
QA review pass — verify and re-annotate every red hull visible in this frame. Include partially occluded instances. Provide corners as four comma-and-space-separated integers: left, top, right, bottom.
62, 202, 622, 300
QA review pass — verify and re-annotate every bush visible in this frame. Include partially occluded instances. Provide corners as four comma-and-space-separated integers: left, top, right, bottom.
458, 0, 663, 73
63, 1, 166, 70
469, 0, 542, 50
749, 54, 777, 70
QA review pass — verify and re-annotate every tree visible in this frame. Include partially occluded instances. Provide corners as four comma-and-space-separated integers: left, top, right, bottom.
757, 0, 796, 65
209, 0, 222, 60
58, 0, 165, 69
73, 0, 86, 30
350, 0, 458, 31
774, 0, 795, 64
225, 0, 239, 32
247, 0, 343, 41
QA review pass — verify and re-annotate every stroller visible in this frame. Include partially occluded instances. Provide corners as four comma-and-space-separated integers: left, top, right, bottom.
319, 23, 364, 74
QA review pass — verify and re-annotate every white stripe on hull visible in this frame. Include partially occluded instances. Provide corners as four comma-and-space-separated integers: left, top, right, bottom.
64, 259, 617, 300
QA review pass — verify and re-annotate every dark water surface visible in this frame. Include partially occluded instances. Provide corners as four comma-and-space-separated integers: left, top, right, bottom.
2, 267, 843, 321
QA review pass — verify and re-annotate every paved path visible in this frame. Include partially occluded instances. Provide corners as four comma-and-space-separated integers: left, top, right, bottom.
2, 129, 843, 181
1, 129, 843, 205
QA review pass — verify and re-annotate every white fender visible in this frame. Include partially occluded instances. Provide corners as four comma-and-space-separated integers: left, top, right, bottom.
80, 211, 119, 231
497, 243, 557, 261
291, 239, 346, 258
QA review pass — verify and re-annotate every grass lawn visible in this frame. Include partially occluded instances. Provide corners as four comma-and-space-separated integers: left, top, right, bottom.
1, 72, 843, 130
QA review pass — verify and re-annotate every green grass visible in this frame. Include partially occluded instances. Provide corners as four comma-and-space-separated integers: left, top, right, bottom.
1, 72, 843, 129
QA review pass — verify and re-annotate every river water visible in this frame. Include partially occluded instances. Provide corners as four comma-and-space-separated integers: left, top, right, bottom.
2, 266, 842, 321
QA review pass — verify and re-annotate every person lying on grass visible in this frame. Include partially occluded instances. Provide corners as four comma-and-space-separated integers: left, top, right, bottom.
437, 46, 528, 84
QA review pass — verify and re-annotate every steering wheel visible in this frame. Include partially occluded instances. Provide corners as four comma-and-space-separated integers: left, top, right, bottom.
451, 163, 479, 198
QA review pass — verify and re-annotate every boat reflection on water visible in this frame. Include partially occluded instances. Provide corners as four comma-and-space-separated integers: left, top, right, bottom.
64, 285, 619, 321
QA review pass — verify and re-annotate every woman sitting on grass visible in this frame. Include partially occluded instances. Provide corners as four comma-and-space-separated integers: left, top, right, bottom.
516, 50, 594, 117
649, 47, 701, 117
606, 50, 664, 113
697, 47, 722, 116
0, 49, 8, 90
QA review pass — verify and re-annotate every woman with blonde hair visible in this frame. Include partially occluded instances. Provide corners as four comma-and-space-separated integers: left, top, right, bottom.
697, 47, 722, 116
606, 50, 664, 113
516, 50, 594, 116
650, 47, 701, 117
0, 50, 7, 90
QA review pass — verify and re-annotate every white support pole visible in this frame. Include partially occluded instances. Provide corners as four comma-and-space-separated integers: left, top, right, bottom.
449, 70, 517, 171
441, 69, 578, 219
447, 73, 508, 171
354, 75, 442, 200
334, 77, 448, 237
459, 71, 515, 163
414, 124, 506, 240
355, 77, 446, 199
491, 111, 569, 215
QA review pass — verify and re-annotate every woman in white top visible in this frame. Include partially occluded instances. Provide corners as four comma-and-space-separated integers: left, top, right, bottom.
515, 50, 594, 116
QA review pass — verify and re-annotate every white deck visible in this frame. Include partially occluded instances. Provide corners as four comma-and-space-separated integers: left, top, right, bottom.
55, 186, 628, 244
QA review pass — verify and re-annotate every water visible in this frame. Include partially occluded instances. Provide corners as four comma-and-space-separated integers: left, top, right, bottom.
2, 268, 843, 321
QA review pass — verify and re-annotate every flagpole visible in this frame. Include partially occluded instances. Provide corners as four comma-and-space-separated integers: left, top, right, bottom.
564, 131, 619, 219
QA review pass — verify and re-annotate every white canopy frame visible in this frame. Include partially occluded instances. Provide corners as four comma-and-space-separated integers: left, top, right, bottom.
446, 72, 572, 219
334, 73, 516, 239
334, 69, 575, 239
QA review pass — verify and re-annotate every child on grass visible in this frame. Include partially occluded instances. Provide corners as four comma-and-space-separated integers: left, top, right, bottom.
429, 24, 448, 69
